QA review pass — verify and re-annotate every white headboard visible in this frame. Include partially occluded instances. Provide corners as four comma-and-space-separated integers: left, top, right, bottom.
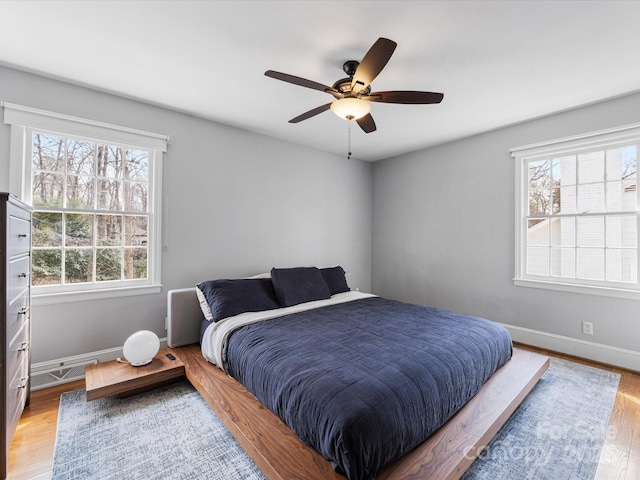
167, 288, 203, 347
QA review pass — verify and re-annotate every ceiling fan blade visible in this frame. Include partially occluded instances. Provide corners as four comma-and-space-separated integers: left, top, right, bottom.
289, 103, 333, 123
265, 70, 338, 94
351, 38, 397, 94
356, 113, 377, 133
365, 91, 444, 104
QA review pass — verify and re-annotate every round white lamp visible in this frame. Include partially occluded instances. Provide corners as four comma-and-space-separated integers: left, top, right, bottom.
123, 330, 160, 366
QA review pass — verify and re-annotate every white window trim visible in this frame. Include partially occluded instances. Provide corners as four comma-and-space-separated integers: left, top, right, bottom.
3, 102, 168, 304
512, 122, 640, 301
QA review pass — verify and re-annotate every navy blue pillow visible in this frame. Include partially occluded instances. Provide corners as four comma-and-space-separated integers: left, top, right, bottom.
196, 278, 280, 322
320, 266, 350, 295
271, 267, 331, 307
199, 318, 212, 344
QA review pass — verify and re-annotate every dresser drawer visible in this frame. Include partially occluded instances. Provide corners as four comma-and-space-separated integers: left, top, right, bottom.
8, 255, 30, 303
1, 194, 32, 477
7, 325, 29, 390
6, 366, 28, 448
8, 213, 31, 258
7, 290, 29, 347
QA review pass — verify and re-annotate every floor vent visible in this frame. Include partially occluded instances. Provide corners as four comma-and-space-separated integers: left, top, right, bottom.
31, 359, 97, 390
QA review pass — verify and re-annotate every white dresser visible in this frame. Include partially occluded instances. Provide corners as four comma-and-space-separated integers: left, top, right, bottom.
0, 193, 32, 479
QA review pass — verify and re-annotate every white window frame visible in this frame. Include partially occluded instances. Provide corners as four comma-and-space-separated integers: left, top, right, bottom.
3, 102, 168, 305
512, 122, 640, 300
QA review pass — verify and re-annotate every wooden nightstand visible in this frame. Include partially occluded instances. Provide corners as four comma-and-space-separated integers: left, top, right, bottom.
84, 347, 185, 401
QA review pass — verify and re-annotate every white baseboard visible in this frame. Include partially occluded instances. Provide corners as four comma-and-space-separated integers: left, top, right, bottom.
31, 337, 169, 390
501, 323, 640, 372
31, 329, 639, 390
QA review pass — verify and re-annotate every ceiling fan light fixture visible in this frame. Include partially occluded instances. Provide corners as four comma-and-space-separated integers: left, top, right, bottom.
330, 98, 371, 120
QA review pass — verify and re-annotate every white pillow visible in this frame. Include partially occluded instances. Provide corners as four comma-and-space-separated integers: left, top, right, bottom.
195, 286, 214, 321
245, 272, 271, 279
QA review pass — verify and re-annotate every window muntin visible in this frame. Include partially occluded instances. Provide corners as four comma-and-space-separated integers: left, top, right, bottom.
31, 132, 152, 289
514, 126, 640, 298
525, 145, 637, 286
3, 102, 166, 302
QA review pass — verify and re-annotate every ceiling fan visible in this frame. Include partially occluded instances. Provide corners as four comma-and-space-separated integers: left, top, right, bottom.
265, 37, 444, 134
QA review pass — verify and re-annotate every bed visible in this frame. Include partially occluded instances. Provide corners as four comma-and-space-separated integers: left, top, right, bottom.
167, 267, 549, 480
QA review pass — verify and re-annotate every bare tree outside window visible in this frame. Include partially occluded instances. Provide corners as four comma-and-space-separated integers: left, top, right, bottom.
31, 132, 150, 287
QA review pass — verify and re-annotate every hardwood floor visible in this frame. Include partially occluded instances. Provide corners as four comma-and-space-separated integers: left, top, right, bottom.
8, 379, 84, 480
8, 345, 640, 480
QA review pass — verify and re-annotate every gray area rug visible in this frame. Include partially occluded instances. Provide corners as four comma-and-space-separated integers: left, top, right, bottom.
52, 357, 619, 480
462, 357, 620, 480
52, 381, 265, 480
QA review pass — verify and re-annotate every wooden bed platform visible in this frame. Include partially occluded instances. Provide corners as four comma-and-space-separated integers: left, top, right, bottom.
167, 288, 549, 479
173, 344, 549, 480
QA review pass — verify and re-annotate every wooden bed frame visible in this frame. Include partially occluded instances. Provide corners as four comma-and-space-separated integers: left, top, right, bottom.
167, 288, 549, 480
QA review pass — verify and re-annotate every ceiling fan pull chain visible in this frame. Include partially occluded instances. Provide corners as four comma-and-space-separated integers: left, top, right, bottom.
347, 120, 352, 159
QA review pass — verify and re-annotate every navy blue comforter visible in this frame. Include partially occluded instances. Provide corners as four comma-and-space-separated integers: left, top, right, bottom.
223, 297, 512, 480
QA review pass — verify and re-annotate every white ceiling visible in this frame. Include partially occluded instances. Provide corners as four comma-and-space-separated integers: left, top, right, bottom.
1, 1, 640, 161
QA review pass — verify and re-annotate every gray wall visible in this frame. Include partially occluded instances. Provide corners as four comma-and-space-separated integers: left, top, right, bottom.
3, 62, 638, 365
0, 65, 372, 363
372, 91, 640, 354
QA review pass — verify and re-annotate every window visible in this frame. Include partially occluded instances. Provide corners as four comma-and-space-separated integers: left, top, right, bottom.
512, 124, 639, 299
3, 102, 167, 304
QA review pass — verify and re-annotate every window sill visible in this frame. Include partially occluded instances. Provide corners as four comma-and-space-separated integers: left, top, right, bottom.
32, 284, 162, 306
513, 278, 640, 301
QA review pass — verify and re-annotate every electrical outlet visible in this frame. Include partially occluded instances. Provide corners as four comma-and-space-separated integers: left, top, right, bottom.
582, 321, 594, 336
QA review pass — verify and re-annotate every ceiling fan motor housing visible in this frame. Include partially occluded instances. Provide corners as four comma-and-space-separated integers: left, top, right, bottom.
332, 61, 372, 96
333, 78, 371, 96
333, 61, 372, 96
